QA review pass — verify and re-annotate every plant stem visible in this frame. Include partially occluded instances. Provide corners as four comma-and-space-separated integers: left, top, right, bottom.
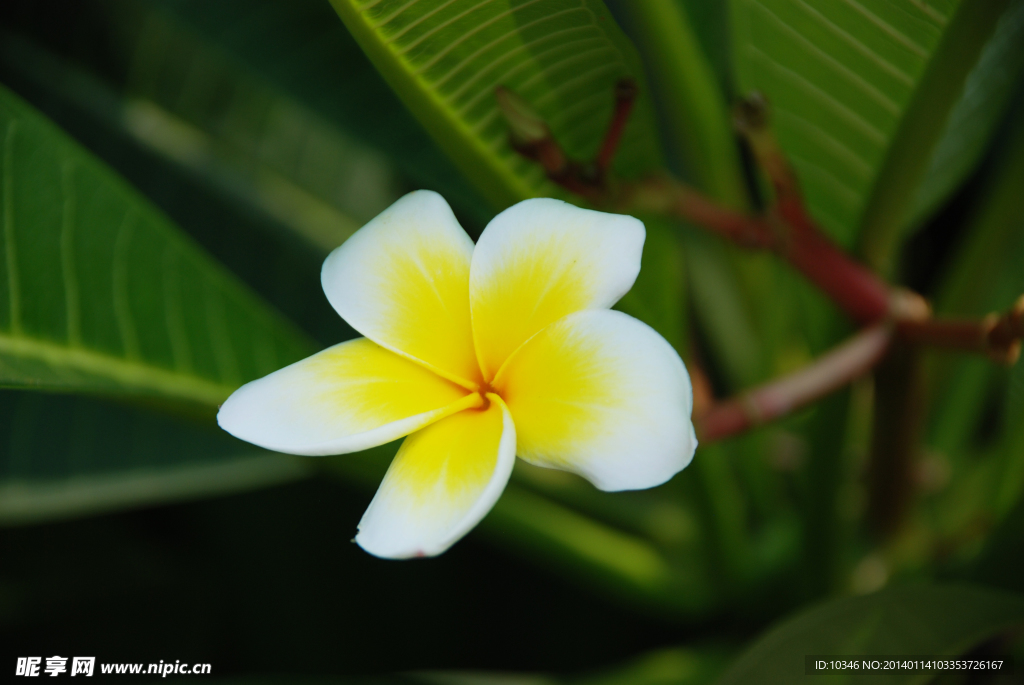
497, 82, 1024, 447
626, 175, 894, 324
695, 324, 892, 443
897, 295, 1024, 364
734, 94, 894, 324
866, 343, 928, 539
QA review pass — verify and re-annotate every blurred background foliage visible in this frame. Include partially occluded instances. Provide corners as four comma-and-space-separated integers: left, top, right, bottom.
1, 0, 1024, 682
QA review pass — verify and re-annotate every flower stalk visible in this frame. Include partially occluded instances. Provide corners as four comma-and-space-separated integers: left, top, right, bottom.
897, 295, 1024, 365
695, 324, 892, 443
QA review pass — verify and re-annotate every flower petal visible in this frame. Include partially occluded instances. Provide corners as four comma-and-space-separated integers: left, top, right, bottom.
493, 310, 696, 491
356, 394, 515, 558
470, 198, 645, 380
322, 190, 481, 388
218, 338, 478, 456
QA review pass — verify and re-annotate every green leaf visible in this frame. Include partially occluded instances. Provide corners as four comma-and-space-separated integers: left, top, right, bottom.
330, 0, 664, 210
0, 389, 308, 525
676, 0, 735, 100
858, 0, 1011, 270
927, 102, 1024, 462
97, 0, 400, 252
611, 1, 747, 206
108, 0, 493, 225
729, 0, 1008, 257
717, 584, 1024, 685
0, 83, 314, 408
906, 0, 1024, 230
912, 102, 1024, 552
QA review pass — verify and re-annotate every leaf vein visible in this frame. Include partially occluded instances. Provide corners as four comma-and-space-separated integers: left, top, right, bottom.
371, 0, 424, 29
60, 160, 81, 347
162, 247, 192, 374
385, 0, 462, 45
750, 0, 901, 115
835, 0, 928, 56
773, 107, 873, 179
908, 0, 949, 26
788, 153, 860, 209
533, 60, 622, 107
3, 120, 20, 334
454, 29, 601, 113
399, 0, 499, 54
793, 0, 915, 86
0, 332, 232, 405
112, 210, 140, 360
746, 45, 886, 145
416, 0, 547, 76
205, 286, 241, 385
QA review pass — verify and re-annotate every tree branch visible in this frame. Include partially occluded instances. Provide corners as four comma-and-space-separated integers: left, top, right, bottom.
897, 295, 1024, 364
495, 82, 1024, 443
695, 324, 892, 443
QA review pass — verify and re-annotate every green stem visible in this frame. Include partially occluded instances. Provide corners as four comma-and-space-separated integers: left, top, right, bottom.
614, 1, 747, 207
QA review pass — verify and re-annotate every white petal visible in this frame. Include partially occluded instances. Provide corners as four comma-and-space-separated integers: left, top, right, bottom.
321, 190, 481, 388
493, 309, 696, 491
356, 395, 516, 558
217, 338, 477, 456
470, 198, 645, 380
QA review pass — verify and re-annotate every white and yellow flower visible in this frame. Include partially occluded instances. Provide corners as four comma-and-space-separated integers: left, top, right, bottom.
218, 191, 697, 558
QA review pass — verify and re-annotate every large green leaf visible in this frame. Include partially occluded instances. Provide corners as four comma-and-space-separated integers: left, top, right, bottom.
108, 0, 493, 224
0, 389, 308, 524
330, 0, 664, 210
729, 0, 1007, 255
98, 0, 403, 252
911, 102, 1024, 556
927, 102, 1024, 461
0, 19, 717, 608
0, 32, 354, 348
717, 584, 1024, 685
0, 83, 314, 408
907, 0, 1024, 229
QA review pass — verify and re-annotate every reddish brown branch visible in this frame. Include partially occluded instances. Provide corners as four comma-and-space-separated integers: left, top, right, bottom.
497, 84, 899, 325
897, 295, 1024, 364
687, 358, 716, 417
781, 223, 893, 324
626, 176, 895, 322
734, 93, 803, 208
495, 86, 600, 201
696, 325, 893, 443
734, 94, 894, 324
624, 176, 776, 249
495, 83, 1024, 444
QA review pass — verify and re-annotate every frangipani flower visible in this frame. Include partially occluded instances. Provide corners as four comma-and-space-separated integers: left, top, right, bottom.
218, 191, 697, 558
